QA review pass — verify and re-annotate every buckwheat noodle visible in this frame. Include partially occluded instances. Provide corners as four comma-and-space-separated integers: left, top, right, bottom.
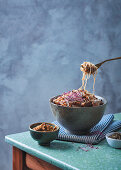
80, 62, 98, 93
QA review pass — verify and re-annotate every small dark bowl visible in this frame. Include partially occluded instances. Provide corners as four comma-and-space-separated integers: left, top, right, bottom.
50, 95, 107, 135
29, 122, 60, 145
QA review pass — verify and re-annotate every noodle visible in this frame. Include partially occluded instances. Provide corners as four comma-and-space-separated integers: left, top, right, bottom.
80, 62, 98, 93
53, 88, 103, 107
93, 70, 97, 93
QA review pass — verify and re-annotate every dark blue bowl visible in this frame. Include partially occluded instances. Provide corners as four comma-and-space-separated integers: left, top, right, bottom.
50, 95, 107, 134
29, 122, 60, 145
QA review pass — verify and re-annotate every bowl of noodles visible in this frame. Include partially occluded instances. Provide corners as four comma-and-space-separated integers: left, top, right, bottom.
50, 61, 107, 134
50, 89, 107, 134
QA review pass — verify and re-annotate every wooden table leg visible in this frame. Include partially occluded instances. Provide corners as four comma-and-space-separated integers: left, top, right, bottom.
13, 147, 61, 170
13, 146, 25, 170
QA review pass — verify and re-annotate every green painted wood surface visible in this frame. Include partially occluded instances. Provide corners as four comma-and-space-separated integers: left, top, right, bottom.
5, 113, 121, 170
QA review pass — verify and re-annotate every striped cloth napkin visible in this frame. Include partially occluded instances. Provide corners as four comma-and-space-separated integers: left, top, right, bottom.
53, 114, 121, 144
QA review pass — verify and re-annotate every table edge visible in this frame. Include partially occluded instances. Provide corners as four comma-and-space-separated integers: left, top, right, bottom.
5, 136, 79, 170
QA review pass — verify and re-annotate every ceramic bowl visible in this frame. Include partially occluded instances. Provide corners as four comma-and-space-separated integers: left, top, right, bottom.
29, 122, 59, 145
50, 95, 107, 134
106, 132, 121, 148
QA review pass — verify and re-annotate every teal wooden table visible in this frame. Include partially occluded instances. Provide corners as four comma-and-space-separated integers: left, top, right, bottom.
5, 113, 121, 170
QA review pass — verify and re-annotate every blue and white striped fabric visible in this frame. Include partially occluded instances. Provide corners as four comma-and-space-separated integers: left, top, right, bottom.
53, 114, 121, 144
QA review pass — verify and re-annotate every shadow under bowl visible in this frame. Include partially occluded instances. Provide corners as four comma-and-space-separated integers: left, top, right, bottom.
50, 95, 107, 135
29, 122, 60, 145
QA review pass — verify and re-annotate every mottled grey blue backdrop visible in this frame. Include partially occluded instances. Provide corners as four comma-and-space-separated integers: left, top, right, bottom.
0, 0, 121, 169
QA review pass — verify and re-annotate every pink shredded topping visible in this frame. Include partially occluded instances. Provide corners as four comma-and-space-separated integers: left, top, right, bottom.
76, 144, 99, 152
53, 89, 103, 107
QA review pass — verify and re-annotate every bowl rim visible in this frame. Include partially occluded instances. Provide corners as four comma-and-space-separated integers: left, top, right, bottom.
106, 132, 121, 142
29, 122, 60, 133
50, 95, 107, 108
